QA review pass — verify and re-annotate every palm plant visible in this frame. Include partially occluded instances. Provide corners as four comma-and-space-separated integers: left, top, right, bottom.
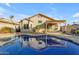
9, 16, 14, 19
9, 15, 16, 32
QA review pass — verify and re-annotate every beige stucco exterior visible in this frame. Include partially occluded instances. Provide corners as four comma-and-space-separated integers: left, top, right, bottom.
19, 19, 33, 32
19, 13, 65, 33
29, 14, 50, 28
28, 14, 65, 33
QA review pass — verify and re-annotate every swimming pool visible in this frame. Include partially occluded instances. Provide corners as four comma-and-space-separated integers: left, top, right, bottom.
0, 35, 79, 55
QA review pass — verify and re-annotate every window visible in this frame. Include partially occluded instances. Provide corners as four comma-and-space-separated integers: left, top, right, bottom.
24, 24, 29, 29
38, 20, 42, 23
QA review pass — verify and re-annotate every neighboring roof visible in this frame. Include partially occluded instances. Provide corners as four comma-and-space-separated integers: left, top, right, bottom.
0, 18, 19, 25
71, 24, 79, 26
71, 24, 79, 29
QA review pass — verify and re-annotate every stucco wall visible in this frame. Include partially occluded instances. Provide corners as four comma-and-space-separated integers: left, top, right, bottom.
0, 22, 16, 29
20, 19, 33, 32
29, 14, 50, 28
20, 14, 63, 33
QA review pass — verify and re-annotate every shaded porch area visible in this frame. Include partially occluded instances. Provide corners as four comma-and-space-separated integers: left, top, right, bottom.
32, 20, 66, 33
45, 20, 66, 33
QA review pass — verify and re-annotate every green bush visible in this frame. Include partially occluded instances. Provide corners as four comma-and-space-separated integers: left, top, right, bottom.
76, 30, 79, 34
0, 27, 14, 33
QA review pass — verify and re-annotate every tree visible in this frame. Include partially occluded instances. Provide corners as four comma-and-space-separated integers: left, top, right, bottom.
9, 15, 14, 22
9, 15, 16, 32
0, 27, 14, 33
9, 15, 15, 23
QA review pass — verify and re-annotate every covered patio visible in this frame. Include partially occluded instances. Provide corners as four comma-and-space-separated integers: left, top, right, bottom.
45, 20, 66, 33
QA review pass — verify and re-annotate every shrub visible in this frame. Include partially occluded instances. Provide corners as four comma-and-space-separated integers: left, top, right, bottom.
76, 30, 79, 34
0, 27, 14, 33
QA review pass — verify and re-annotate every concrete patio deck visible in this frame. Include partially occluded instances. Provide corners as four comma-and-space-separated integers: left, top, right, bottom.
0, 33, 16, 39
47, 33, 79, 45
0, 33, 16, 46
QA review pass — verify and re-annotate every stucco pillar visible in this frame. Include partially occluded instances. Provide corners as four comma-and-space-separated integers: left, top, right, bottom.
57, 23, 60, 31
45, 23, 47, 34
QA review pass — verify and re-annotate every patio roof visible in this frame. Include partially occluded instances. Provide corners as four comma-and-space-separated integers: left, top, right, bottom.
45, 20, 66, 24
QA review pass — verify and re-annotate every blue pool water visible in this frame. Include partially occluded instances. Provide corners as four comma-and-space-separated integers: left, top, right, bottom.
0, 35, 79, 55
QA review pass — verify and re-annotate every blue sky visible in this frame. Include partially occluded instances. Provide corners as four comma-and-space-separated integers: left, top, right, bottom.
0, 3, 79, 24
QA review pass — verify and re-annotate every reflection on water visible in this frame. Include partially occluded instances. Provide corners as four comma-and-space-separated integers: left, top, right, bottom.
0, 35, 79, 54
18, 35, 66, 50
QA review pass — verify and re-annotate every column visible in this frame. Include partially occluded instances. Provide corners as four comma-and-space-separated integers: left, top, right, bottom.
57, 23, 60, 31
45, 22, 47, 34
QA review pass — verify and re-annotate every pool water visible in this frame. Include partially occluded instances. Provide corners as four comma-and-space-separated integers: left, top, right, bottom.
0, 35, 79, 55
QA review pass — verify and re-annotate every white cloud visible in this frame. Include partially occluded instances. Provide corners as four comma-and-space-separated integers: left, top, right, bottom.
72, 13, 79, 24
14, 14, 28, 21
72, 13, 79, 18
5, 3, 11, 7
0, 7, 10, 17
0, 7, 28, 22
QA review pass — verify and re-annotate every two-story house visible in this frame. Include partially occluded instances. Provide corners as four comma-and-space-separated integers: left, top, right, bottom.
19, 13, 66, 33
